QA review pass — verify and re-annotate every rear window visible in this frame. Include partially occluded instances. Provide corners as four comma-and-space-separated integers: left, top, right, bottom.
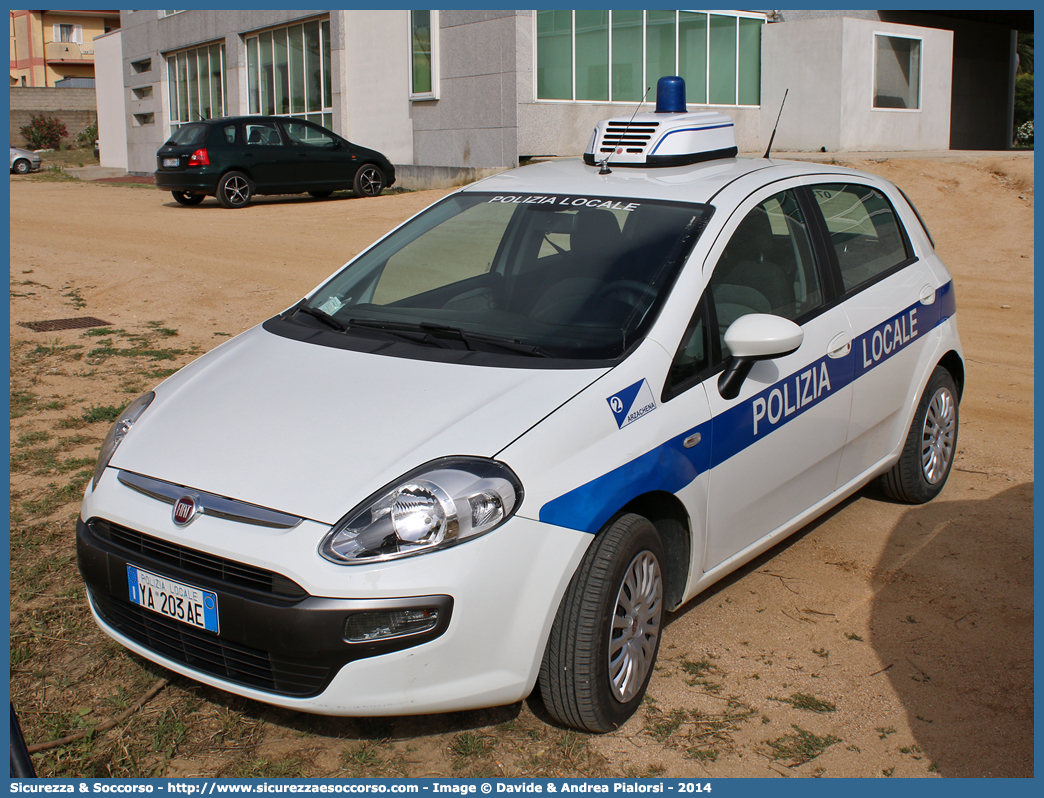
165, 124, 208, 147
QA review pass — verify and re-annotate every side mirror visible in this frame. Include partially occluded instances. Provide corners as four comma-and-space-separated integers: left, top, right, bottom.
718, 314, 803, 400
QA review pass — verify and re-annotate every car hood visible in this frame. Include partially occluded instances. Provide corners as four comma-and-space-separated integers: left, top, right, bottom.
111, 325, 606, 525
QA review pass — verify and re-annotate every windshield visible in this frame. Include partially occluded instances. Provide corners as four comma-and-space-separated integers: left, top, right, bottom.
299, 192, 709, 362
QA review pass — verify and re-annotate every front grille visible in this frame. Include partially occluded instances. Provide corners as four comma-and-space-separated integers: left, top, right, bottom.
89, 518, 308, 599
598, 120, 659, 154
89, 589, 331, 696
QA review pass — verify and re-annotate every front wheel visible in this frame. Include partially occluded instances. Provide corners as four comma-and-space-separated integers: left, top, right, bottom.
539, 513, 665, 732
13, 159, 31, 175
171, 191, 205, 206
353, 164, 385, 197
879, 366, 959, 503
217, 171, 253, 208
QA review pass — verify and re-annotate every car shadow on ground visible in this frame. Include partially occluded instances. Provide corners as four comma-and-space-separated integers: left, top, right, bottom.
868, 480, 1034, 777
159, 191, 368, 210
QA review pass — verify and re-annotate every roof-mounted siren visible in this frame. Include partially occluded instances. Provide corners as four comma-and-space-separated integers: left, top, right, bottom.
584, 76, 738, 169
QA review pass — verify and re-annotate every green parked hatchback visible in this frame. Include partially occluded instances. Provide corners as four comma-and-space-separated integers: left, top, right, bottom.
154, 116, 396, 208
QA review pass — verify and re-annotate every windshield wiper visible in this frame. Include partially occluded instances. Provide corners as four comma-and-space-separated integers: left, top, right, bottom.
348, 319, 553, 358
295, 304, 346, 332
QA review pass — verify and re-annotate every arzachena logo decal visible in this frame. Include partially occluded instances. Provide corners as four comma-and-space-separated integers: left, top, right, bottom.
608, 379, 657, 429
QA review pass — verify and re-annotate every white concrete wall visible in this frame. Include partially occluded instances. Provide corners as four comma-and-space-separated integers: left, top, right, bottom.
93, 29, 128, 170
761, 17, 844, 153
761, 16, 952, 152
838, 18, 952, 151
341, 10, 413, 163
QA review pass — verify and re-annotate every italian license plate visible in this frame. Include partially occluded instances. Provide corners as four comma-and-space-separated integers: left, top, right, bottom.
127, 565, 219, 633
163, 157, 179, 167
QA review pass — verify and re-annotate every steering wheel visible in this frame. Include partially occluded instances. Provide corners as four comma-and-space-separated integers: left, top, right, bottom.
596, 280, 658, 311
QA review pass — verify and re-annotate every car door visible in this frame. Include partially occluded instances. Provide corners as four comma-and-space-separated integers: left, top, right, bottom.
698, 185, 854, 571
240, 119, 289, 191
805, 181, 944, 488
279, 119, 354, 190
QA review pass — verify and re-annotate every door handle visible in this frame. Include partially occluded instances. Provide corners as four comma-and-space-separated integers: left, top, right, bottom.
827, 332, 851, 358
919, 284, 937, 305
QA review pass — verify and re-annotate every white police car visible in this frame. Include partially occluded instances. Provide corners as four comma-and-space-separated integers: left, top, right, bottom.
78, 78, 962, 733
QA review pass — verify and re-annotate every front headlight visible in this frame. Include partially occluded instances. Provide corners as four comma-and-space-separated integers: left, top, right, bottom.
91, 391, 155, 491
320, 457, 523, 564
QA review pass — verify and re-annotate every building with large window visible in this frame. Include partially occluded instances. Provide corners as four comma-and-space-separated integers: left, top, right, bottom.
95, 9, 1027, 180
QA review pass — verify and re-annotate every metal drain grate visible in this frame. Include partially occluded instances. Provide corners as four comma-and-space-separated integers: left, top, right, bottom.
19, 317, 112, 333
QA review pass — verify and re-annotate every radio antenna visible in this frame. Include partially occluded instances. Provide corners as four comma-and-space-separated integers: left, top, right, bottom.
599, 85, 653, 175
763, 88, 789, 159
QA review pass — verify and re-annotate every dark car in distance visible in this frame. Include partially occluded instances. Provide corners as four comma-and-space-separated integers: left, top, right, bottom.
154, 116, 395, 208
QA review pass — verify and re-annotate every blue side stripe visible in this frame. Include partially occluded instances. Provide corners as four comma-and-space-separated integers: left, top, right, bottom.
538, 281, 956, 534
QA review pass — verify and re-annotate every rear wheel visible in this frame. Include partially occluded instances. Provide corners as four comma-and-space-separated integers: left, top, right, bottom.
353, 164, 385, 197
879, 366, 959, 503
217, 171, 253, 208
13, 159, 31, 175
171, 191, 205, 206
539, 513, 664, 732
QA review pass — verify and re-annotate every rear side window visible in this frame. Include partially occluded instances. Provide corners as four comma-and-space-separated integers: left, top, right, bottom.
244, 121, 282, 146
811, 184, 910, 293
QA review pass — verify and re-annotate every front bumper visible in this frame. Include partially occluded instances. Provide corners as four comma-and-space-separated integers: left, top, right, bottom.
77, 469, 591, 716
77, 517, 453, 697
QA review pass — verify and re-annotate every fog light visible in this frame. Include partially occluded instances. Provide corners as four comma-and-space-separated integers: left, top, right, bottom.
345, 608, 440, 642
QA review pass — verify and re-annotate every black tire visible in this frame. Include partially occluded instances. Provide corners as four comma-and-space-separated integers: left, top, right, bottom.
539, 513, 665, 733
217, 171, 253, 208
308, 190, 333, 199
171, 191, 205, 206
879, 366, 959, 503
13, 159, 31, 175
352, 164, 385, 197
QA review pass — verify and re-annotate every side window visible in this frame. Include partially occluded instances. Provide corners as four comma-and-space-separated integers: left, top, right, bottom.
811, 183, 910, 293
222, 124, 237, 144
667, 298, 710, 395
243, 121, 282, 146
283, 121, 334, 148
709, 189, 823, 357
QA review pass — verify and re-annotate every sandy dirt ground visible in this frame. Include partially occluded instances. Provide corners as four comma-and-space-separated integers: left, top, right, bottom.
8, 153, 1032, 779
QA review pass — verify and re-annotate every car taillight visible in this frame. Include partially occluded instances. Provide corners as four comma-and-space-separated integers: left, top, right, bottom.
188, 148, 209, 166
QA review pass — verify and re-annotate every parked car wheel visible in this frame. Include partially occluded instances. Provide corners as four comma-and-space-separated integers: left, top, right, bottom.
880, 366, 959, 503
539, 513, 665, 732
353, 165, 385, 197
309, 191, 334, 199
217, 171, 253, 208
12, 159, 31, 175
172, 191, 205, 206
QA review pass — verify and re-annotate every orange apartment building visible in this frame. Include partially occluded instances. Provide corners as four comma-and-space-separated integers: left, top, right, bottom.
10, 9, 120, 87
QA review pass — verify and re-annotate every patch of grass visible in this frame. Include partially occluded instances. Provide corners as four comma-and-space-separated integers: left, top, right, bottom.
61, 287, 87, 309
14, 430, 53, 447
770, 693, 837, 713
765, 725, 841, 767
451, 731, 493, 761
845, 632, 863, 641
876, 726, 898, 739
146, 322, 178, 338
58, 404, 126, 429
228, 755, 310, 778
12, 389, 36, 418
812, 647, 829, 658
645, 708, 687, 742
680, 656, 722, 692
87, 344, 185, 362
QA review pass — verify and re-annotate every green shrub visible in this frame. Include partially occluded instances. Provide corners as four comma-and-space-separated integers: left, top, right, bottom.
19, 114, 68, 150
76, 120, 98, 149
